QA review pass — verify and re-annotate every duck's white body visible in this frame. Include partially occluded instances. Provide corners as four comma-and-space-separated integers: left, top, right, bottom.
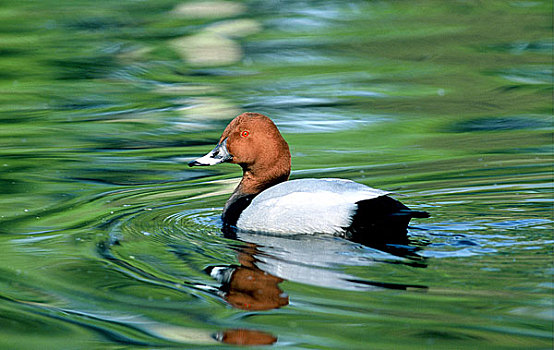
237, 178, 389, 235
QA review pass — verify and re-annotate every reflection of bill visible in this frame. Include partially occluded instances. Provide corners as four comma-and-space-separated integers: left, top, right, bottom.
207, 243, 289, 311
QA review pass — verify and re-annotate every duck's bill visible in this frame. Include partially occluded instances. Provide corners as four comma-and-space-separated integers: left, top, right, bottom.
188, 139, 232, 166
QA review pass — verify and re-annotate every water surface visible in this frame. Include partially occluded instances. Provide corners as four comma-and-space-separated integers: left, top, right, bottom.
0, 0, 552, 348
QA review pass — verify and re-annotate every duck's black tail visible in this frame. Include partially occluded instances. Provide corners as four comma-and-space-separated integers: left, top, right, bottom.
396, 209, 430, 219
346, 196, 429, 245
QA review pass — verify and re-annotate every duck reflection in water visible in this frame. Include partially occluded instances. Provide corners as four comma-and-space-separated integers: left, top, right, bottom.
206, 242, 289, 311
216, 328, 277, 346
211, 226, 426, 297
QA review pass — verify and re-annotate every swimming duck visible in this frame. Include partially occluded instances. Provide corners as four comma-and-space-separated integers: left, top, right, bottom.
189, 112, 428, 243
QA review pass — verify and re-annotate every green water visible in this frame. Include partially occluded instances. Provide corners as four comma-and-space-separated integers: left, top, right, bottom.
0, 0, 552, 348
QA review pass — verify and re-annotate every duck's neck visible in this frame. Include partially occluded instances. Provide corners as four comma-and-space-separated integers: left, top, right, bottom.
237, 164, 290, 195
222, 155, 290, 226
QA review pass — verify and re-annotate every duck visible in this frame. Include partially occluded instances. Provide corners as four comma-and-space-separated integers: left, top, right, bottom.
189, 112, 429, 243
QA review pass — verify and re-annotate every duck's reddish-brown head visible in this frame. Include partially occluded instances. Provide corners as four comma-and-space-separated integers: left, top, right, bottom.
189, 113, 291, 192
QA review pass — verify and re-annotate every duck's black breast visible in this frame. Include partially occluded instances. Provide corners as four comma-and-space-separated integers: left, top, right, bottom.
222, 193, 257, 228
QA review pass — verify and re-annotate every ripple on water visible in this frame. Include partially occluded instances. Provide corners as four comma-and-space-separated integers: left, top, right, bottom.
103, 201, 430, 294
102, 164, 551, 295
82, 149, 553, 348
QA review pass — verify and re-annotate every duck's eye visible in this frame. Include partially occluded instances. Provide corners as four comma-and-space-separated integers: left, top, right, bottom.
241, 130, 249, 138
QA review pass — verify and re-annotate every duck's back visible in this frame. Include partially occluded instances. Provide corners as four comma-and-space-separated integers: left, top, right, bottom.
236, 178, 390, 235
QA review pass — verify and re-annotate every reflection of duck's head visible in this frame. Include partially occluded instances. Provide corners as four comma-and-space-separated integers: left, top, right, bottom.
206, 266, 288, 311
190, 112, 428, 243
206, 243, 288, 311
218, 329, 277, 346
